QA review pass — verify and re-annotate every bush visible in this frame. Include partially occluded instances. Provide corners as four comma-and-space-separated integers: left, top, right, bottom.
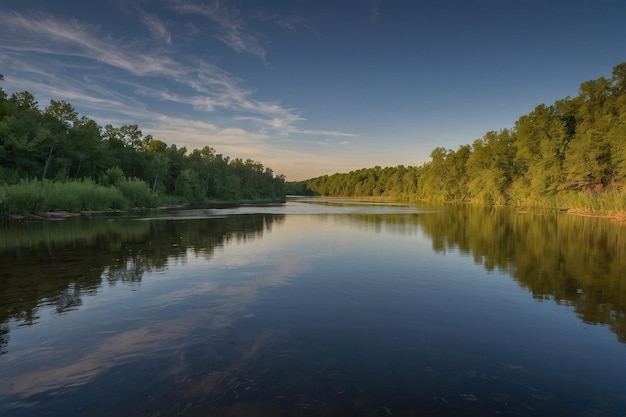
102, 167, 125, 186
114, 177, 158, 208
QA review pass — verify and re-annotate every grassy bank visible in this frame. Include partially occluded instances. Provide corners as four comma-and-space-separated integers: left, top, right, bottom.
0, 179, 158, 216
508, 190, 626, 222
304, 191, 626, 223
0, 179, 287, 218
553, 190, 626, 213
321, 190, 626, 214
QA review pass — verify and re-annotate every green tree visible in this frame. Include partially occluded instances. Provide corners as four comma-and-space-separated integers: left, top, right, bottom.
510, 104, 570, 202
9, 91, 39, 111
464, 130, 515, 205
0, 74, 6, 101
40, 100, 80, 179
143, 138, 168, 193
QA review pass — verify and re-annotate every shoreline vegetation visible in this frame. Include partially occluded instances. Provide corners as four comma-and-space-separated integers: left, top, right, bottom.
0, 179, 285, 220
3, 63, 626, 222
0, 73, 286, 219
287, 63, 626, 223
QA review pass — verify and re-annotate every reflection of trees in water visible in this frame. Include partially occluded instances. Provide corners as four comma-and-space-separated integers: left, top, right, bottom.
0, 324, 8, 355
417, 205, 626, 343
0, 213, 282, 352
333, 213, 422, 236
55, 284, 83, 314
2, 205, 625, 348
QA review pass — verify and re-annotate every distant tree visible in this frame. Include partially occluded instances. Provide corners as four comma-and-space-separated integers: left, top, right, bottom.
0, 73, 6, 100
45, 100, 78, 126
9, 91, 39, 111
39, 100, 81, 179
303, 62, 626, 209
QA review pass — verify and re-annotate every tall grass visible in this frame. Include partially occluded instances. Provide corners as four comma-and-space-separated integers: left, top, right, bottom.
510, 190, 626, 214
115, 177, 159, 208
0, 179, 130, 215
553, 190, 626, 213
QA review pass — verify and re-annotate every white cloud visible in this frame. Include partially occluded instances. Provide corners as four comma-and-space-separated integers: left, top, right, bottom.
0, 12, 181, 78
135, 4, 173, 44
147, 115, 268, 153
143, 114, 356, 179
165, 0, 269, 63
0, 9, 359, 179
292, 129, 357, 138
0, 12, 290, 119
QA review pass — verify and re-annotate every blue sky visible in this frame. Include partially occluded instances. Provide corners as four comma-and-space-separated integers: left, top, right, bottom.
1, 0, 625, 180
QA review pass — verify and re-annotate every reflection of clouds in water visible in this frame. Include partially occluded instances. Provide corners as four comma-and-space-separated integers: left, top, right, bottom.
3, 322, 287, 413
0, 319, 192, 397
0, 209, 427, 406
134, 329, 289, 416
148, 244, 309, 305
145, 281, 221, 307
147, 200, 428, 220
1, 243, 309, 400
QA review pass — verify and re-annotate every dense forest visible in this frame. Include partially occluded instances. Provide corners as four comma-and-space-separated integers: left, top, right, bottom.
0, 74, 286, 214
299, 63, 626, 212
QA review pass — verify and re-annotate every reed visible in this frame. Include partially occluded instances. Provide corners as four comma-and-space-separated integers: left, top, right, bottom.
483, 190, 626, 215
115, 177, 159, 208
554, 190, 626, 213
0, 179, 130, 215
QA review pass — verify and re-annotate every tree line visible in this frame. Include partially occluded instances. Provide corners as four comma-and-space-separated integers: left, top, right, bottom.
0, 77, 286, 207
300, 63, 626, 211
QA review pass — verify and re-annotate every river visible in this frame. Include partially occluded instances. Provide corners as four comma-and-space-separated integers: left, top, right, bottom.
1, 198, 625, 416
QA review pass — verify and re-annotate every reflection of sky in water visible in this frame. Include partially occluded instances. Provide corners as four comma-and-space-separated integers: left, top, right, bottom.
137, 198, 435, 221
2, 213, 315, 398
1, 204, 626, 416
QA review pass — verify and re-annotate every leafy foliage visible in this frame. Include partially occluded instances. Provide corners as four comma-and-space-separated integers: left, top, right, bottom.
0, 81, 286, 214
300, 62, 626, 212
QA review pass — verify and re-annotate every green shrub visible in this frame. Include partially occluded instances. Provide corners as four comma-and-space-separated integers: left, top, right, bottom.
114, 178, 158, 208
102, 167, 125, 186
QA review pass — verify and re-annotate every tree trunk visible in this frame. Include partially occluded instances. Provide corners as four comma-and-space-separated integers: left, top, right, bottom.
42, 147, 55, 180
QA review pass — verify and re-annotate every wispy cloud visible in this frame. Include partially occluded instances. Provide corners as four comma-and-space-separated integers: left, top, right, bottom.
293, 129, 356, 138
149, 115, 257, 152
135, 83, 310, 137
0, 12, 283, 116
0, 9, 357, 178
233, 115, 356, 139
314, 139, 353, 146
165, 0, 269, 63
252, 9, 319, 36
0, 11, 181, 78
371, 0, 382, 23
134, 3, 172, 44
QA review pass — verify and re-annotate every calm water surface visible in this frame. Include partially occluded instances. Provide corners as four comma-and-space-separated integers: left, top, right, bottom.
1, 199, 625, 416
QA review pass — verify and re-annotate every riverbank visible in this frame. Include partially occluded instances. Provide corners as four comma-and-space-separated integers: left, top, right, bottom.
6, 209, 124, 221
0, 179, 286, 220
3, 199, 286, 221
303, 195, 626, 224
564, 208, 626, 224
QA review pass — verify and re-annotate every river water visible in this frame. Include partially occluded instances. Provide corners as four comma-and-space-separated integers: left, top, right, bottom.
1, 198, 625, 416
